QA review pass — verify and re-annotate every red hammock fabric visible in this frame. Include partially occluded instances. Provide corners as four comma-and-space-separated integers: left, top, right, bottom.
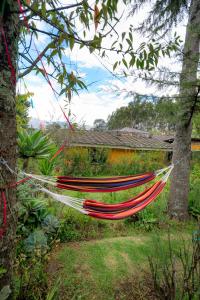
86, 180, 165, 220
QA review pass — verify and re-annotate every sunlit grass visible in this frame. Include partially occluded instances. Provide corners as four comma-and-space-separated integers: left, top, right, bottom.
48, 229, 194, 300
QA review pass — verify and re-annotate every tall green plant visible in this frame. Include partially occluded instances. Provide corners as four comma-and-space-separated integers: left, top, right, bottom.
18, 130, 57, 171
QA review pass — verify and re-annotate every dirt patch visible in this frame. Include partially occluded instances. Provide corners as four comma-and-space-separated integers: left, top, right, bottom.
105, 253, 118, 270
114, 273, 158, 300
46, 256, 64, 290
120, 252, 134, 271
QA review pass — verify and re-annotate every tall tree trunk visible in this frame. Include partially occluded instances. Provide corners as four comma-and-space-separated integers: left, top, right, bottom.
0, 1, 19, 297
168, 0, 200, 220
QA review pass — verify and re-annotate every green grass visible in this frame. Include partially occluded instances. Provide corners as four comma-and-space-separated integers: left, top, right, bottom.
47, 228, 195, 300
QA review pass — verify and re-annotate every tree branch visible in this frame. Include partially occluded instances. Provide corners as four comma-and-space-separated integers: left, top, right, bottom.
18, 38, 57, 78
28, 25, 58, 38
11, 1, 84, 14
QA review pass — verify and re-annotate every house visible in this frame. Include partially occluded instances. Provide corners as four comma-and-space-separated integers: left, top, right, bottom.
51, 128, 200, 165
52, 129, 172, 164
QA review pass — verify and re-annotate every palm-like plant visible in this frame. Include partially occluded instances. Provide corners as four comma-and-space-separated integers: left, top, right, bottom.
18, 130, 57, 171
38, 159, 55, 176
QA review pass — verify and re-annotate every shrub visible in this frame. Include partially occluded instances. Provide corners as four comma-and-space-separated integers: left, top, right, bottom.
189, 163, 200, 220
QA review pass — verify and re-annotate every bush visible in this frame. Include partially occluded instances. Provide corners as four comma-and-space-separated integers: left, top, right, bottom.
15, 184, 60, 299
189, 163, 200, 219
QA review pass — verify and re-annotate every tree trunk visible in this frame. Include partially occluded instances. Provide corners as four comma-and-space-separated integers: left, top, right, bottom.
0, 1, 19, 297
168, 0, 200, 220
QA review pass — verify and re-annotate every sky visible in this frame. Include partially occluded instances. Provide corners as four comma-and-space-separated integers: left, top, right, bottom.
18, 1, 187, 128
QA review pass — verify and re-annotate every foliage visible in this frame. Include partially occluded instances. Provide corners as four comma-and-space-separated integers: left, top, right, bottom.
46, 277, 61, 300
16, 93, 32, 132
130, 0, 189, 36
58, 208, 107, 242
15, 184, 60, 299
0, 286, 11, 300
62, 147, 108, 176
24, 229, 48, 254
62, 147, 166, 177
192, 113, 200, 137
16, 0, 181, 101
147, 230, 200, 299
38, 158, 56, 176
107, 95, 177, 133
18, 129, 57, 160
93, 119, 107, 131
189, 163, 200, 219
15, 251, 48, 300
16, 184, 59, 248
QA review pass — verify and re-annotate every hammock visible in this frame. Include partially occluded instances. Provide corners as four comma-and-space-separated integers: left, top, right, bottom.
26, 166, 171, 193
0, 160, 173, 227
39, 167, 172, 220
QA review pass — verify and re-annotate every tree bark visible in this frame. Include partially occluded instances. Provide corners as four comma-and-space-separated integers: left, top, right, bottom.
0, 1, 19, 297
168, 0, 200, 220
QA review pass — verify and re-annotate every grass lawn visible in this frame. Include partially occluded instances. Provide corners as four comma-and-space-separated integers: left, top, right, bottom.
47, 226, 195, 300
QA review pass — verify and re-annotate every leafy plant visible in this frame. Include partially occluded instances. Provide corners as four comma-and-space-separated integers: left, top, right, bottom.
38, 158, 56, 176
148, 230, 200, 300
42, 215, 60, 235
24, 229, 48, 254
18, 129, 57, 171
189, 164, 200, 220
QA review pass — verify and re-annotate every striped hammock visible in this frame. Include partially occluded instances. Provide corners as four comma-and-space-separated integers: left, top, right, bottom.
38, 166, 173, 220
26, 166, 171, 193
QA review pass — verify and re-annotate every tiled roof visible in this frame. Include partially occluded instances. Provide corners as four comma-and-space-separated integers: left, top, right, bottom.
155, 135, 200, 143
56, 129, 172, 151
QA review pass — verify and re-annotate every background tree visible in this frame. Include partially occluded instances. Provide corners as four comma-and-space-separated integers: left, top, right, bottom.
127, 0, 200, 219
107, 95, 177, 133
93, 118, 107, 131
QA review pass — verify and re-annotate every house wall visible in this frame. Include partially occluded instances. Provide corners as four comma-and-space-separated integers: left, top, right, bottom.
108, 148, 135, 163
107, 148, 168, 165
64, 146, 168, 164
191, 143, 200, 151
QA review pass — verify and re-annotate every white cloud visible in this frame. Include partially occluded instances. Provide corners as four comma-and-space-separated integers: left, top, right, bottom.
27, 87, 128, 126
70, 92, 128, 126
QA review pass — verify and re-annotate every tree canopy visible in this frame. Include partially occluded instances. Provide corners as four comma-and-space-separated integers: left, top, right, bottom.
107, 95, 177, 133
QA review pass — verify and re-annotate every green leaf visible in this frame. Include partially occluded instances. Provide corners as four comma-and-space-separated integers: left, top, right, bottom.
113, 61, 118, 71
24, 229, 48, 254
122, 58, 128, 69
126, 38, 132, 48
69, 37, 75, 51
122, 32, 126, 41
0, 286, 11, 300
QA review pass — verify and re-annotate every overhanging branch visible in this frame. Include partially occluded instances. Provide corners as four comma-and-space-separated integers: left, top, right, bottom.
18, 38, 58, 78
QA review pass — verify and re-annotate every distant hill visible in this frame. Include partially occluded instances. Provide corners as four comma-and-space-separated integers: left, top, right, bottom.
29, 118, 66, 129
